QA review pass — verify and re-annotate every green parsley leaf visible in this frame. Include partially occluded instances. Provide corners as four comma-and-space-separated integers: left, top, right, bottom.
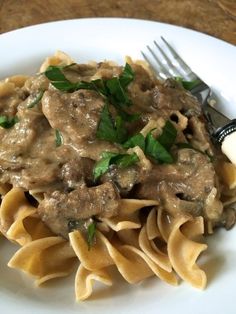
45, 63, 136, 125
175, 142, 193, 149
119, 63, 134, 88
145, 131, 174, 163
117, 110, 140, 122
45, 66, 77, 91
122, 121, 177, 163
123, 133, 145, 151
45, 63, 138, 144
174, 77, 201, 91
44, 63, 134, 101
63, 63, 77, 69
96, 104, 127, 143
27, 90, 44, 108
45, 65, 66, 81
87, 221, 96, 250
93, 152, 117, 180
104, 63, 134, 109
93, 151, 139, 181
68, 218, 97, 250
89, 79, 108, 96
0, 115, 19, 129
114, 115, 128, 143
45, 65, 108, 94
55, 129, 63, 147
115, 153, 139, 168
158, 120, 177, 149
106, 77, 132, 107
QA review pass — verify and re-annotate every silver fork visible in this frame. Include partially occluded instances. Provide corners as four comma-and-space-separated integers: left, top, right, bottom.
141, 37, 236, 165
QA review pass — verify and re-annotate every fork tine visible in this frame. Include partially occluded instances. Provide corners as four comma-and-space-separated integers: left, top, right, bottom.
153, 40, 182, 77
160, 36, 197, 80
141, 51, 163, 80
141, 48, 169, 80
146, 45, 171, 79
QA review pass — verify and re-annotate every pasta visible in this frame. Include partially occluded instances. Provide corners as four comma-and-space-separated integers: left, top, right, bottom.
0, 51, 235, 302
167, 216, 207, 289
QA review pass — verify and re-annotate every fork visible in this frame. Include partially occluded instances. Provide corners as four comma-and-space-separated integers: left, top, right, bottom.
141, 37, 236, 165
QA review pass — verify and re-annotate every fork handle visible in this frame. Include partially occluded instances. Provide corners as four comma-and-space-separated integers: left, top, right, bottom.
221, 132, 236, 165
214, 119, 236, 165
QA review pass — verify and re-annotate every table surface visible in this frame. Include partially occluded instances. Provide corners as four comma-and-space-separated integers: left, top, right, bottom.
0, 0, 235, 45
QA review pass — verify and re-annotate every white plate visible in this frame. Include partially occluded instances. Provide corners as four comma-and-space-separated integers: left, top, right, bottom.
0, 18, 236, 314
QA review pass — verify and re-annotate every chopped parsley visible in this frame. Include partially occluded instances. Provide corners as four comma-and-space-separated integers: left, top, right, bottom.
122, 133, 146, 151
157, 120, 177, 149
87, 221, 97, 250
119, 63, 135, 87
106, 76, 132, 108
45, 63, 135, 118
145, 131, 174, 164
174, 77, 201, 91
27, 90, 44, 108
96, 104, 127, 143
45, 66, 79, 92
45, 62, 134, 102
123, 120, 177, 164
93, 151, 139, 181
46, 63, 178, 167
175, 142, 194, 150
55, 129, 63, 147
45, 63, 136, 142
68, 218, 97, 250
0, 115, 19, 129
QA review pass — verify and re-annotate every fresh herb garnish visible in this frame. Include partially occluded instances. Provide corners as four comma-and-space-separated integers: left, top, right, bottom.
114, 153, 140, 168
27, 90, 44, 108
63, 63, 77, 69
145, 131, 174, 164
45, 63, 134, 98
176, 142, 193, 150
117, 110, 140, 122
87, 221, 97, 250
45, 64, 136, 143
158, 120, 177, 149
96, 104, 127, 143
96, 119, 177, 176
0, 115, 19, 129
119, 63, 135, 87
45, 63, 134, 107
122, 133, 146, 151
44, 65, 101, 92
55, 129, 63, 147
123, 120, 176, 163
106, 77, 132, 107
45, 66, 78, 91
93, 151, 139, 180
174, 77, 201, 91
68, 218, 97, 250
105, 63, 134, 109
93, 152, 116, 181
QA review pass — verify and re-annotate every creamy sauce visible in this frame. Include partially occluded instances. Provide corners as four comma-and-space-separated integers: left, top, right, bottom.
0, 61, 234, 238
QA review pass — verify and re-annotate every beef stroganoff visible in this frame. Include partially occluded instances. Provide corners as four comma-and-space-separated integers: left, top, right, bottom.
0, 51, 235, 300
